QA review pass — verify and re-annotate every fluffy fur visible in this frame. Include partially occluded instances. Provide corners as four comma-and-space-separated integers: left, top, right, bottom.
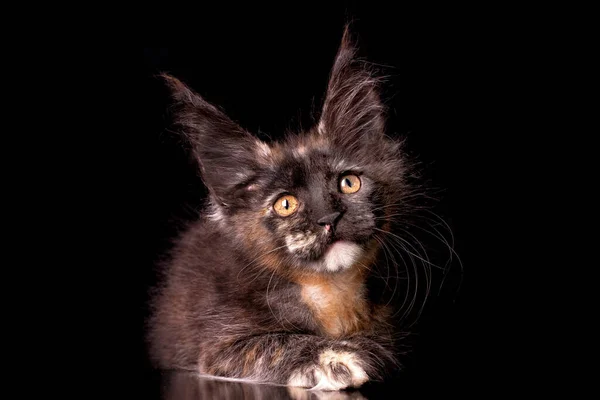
148, 27, 430, 391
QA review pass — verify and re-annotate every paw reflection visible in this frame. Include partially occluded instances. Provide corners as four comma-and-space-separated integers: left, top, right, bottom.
288, 386, 367, 400
162, 371, 367, 400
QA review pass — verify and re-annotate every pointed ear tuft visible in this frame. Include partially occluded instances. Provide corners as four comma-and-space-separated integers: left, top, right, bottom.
318, 26, 386, 149
160, 73, 266, 204
334, 24, 358, 70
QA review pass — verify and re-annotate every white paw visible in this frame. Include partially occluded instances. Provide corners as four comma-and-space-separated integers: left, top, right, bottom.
288, 349, 369, 391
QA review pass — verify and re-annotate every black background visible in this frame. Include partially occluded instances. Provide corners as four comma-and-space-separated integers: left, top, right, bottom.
135, 4, 529, 398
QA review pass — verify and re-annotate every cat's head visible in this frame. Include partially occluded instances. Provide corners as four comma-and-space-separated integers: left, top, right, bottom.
163, 28, 410, 274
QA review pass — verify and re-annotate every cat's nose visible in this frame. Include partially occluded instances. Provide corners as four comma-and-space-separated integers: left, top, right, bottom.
317, 212, 341, 227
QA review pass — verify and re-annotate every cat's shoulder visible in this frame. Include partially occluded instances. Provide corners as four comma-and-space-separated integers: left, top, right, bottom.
169, 217, 243, 272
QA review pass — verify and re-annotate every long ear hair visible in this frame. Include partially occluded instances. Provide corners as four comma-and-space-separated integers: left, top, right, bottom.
161, 74, 268, 206
318, 26, 386, 151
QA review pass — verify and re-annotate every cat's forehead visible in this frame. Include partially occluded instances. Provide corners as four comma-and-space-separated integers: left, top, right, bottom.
250, 132, 361, 193
266, 131, 327, 159
278, 134, 352, 170
274, 152, 331, 188
272, 132, 350, 166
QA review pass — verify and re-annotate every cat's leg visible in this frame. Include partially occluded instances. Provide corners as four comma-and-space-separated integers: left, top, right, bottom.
198, 333, 396, 390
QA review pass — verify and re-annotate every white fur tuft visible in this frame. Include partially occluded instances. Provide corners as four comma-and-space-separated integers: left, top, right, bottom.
322, 241, 362, 272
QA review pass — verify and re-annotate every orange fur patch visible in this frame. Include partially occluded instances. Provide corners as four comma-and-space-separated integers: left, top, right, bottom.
242, 344, 258, 376
235, 210, 286, 274
270, 346, 284, 366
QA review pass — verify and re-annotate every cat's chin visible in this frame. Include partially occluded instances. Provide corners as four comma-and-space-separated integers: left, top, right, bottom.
309, 240, 363, 273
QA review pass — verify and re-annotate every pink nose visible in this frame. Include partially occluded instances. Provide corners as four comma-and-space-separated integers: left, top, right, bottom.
324, 224, 331, 232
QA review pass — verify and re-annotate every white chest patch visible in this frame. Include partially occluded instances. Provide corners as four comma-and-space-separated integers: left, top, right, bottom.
321, 241, 362, 272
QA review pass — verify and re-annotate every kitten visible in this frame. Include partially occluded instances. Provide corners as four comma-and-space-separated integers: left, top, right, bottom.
148, 27, 425, 391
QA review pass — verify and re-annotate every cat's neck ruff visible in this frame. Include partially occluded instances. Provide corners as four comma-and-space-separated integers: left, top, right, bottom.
294, 250, 375, 338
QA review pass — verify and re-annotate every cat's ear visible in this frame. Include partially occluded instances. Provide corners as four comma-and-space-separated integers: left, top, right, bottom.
161, 74, 267, 204
318, 27, 386, 148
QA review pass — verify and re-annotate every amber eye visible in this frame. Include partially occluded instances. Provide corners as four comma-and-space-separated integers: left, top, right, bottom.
273, 195, 299, 217
339, 174, 361, 194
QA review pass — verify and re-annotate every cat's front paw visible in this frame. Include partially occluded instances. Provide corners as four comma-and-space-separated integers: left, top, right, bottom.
287, 349, 369, 391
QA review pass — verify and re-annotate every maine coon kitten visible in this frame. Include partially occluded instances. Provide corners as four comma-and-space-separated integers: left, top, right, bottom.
149, 28, 424, 391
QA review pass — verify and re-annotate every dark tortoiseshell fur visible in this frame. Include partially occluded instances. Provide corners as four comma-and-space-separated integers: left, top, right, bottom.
148, 28, 421, 390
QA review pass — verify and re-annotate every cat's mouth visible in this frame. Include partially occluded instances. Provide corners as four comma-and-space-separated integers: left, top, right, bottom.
315, 227, 343, 255
284, 227, 365, 272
